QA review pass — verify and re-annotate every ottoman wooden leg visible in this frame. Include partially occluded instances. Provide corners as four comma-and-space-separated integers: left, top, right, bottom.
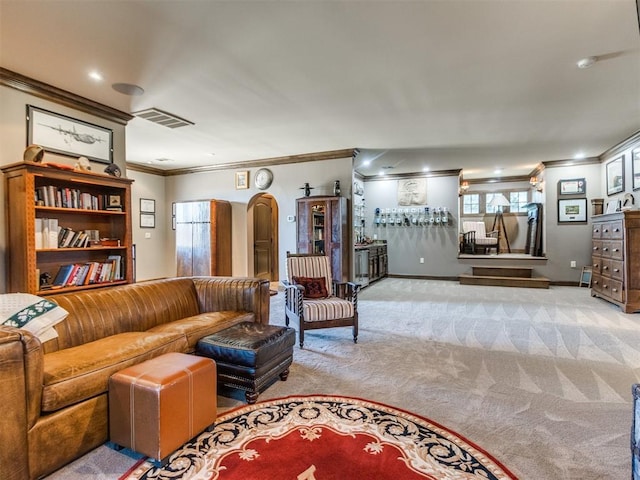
279, 368, 290, 381
246, 391, 259, 404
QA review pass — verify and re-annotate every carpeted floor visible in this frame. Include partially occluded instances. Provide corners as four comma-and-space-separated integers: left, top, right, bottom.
46, 278, 640, 479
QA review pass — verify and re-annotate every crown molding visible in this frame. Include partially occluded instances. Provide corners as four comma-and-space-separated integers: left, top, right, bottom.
125, 163, 169, 176
0, 68, 133, 125
363, 168, 461, 182
599, 130, 640, 160
542, 156, 601, 169
146, 148, 356, 177
463, 174, 531, 185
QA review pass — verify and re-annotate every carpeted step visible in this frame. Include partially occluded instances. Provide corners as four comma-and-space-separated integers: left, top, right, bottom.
458, 273, 550, 289
471, 266, 533, 278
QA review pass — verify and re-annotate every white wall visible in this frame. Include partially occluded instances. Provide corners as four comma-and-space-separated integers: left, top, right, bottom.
163, 158, 354, 281
127, 170, 170, 281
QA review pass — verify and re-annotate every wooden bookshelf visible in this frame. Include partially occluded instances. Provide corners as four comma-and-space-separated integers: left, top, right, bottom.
2, 162, 134, 295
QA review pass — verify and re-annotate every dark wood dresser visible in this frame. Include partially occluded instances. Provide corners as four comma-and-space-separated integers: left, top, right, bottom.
591, 211, 640, 313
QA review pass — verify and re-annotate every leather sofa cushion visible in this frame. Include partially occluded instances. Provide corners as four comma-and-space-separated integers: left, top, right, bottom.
44, 278, 201, 353
42, 331, 187, 412
147, 310, 255, 352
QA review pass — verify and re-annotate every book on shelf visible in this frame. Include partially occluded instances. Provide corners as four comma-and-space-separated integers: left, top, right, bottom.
51, 258, 125, 288
35, 185, 103, 211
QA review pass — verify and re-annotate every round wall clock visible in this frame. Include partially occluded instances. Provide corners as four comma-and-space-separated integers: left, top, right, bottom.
254, 168, 273, 190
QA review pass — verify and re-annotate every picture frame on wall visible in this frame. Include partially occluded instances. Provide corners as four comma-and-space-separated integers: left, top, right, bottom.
140, 198, 155, 213
633, 149, 640, 191
27, 105, 113, 164
606, 156, 624, 196
558, 178, 586, 195
235, 171, 249, 190
558, 198, 587, 223
140, 213, 155, 228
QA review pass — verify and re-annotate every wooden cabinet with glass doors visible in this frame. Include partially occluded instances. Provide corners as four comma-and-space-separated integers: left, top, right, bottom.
296, 195, 349, 282
2, 162, 133, 295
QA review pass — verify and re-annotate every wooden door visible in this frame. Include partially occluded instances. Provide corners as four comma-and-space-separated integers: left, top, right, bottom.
253, 196, 273, 280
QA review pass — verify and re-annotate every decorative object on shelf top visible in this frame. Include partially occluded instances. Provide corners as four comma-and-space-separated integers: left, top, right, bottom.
300, 182, 314, 197
104, 163, 122, 177
333, 180, 341, 196
459, 180, 469, 194
23, 144, 45, 163
75, 156, 91, 171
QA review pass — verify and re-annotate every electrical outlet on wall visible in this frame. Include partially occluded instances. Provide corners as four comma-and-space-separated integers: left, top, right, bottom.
570, 260, 576, 268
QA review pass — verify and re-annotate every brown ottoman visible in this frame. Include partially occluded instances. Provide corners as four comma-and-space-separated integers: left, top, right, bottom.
109, 352, 217, 461
196, 322, 295, 404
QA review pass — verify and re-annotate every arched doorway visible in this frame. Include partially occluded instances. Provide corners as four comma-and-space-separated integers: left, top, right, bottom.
249, 193, 279, 281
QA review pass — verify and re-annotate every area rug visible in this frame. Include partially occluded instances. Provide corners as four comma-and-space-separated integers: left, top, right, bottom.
121, 395, 517, 480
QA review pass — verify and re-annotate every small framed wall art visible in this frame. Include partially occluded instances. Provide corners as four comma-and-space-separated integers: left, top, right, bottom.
235, 171, 249, 190
140, 213, 155, 228
606, 156, 624, 196
140, 198, 155, 213
633, 148, 640, 191
558, 198, 587, 223
558, 178, 586, 195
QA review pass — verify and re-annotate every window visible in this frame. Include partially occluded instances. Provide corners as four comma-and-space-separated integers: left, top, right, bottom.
460, 189, 530, 216
510, 191, 529, 213
462, 194, 480, 214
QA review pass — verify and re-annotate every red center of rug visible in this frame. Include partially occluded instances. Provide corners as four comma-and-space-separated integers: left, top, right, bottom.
217, 426, 434, 480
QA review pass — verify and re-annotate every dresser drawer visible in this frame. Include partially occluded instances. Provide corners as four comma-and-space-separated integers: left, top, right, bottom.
592, 240, 603, 256
592, 223, 603, 239
606, 240, 624, 260
601, 278, 624, 302
591, 256, 602, 274
609, 220, 624, 239
591, 274, 604, 293
610, 259, 624, 281
601, 259, 612, 277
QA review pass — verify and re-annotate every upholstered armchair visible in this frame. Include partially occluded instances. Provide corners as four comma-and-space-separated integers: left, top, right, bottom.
461, 221, 499, 254
283, 253, 359, 348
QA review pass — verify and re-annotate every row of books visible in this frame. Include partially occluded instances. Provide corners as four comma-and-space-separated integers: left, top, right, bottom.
52, 256, 123, 287
58, 228, 100, 248
35, 185, 122, 211
35, 218, 101, 249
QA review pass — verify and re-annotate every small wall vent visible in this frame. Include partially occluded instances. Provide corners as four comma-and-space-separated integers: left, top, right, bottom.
132, 108, 194, 129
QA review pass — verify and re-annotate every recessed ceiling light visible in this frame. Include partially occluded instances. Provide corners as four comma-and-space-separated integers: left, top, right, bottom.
574, 152, 586, 159
378, 170, 385, 176
112, 83, 145, 96
362, 160, 371, 167
422, 167, 429, 172
577, 56, 597, 69
494, 168, 502, 175
88, 70, 103, 81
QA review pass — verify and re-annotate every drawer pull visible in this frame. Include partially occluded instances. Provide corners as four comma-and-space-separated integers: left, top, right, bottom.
612, 248, 619, 252
593, 280, 599, 285
614, 268, 620, 273
603, 266, 608, 270
614, 228, 620, 232
612, 288, 618, 293
604, 229, 609, 233
593, 247, 599, 251
603, 247, 609, 252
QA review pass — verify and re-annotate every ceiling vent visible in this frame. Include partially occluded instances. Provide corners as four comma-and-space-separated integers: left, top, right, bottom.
132, 108, 194, 129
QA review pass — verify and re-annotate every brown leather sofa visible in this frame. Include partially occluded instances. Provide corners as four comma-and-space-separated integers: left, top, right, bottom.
0, 276, 270, 480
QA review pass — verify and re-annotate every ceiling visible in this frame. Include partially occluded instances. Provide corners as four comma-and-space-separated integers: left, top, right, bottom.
1, 1, 639, 179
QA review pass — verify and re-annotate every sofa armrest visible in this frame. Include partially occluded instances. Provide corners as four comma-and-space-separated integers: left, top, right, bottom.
192, 277, 271, 325
0, 326, 44, 480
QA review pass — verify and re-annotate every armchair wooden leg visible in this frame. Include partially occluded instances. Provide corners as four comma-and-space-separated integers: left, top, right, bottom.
299, 327, 304, 348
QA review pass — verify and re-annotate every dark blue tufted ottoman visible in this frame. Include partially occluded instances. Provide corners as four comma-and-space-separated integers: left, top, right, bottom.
196, 322, 295, 404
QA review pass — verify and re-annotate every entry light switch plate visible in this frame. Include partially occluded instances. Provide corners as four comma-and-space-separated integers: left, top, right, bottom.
144, 232, 151, 239
287, 215, 295, 222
